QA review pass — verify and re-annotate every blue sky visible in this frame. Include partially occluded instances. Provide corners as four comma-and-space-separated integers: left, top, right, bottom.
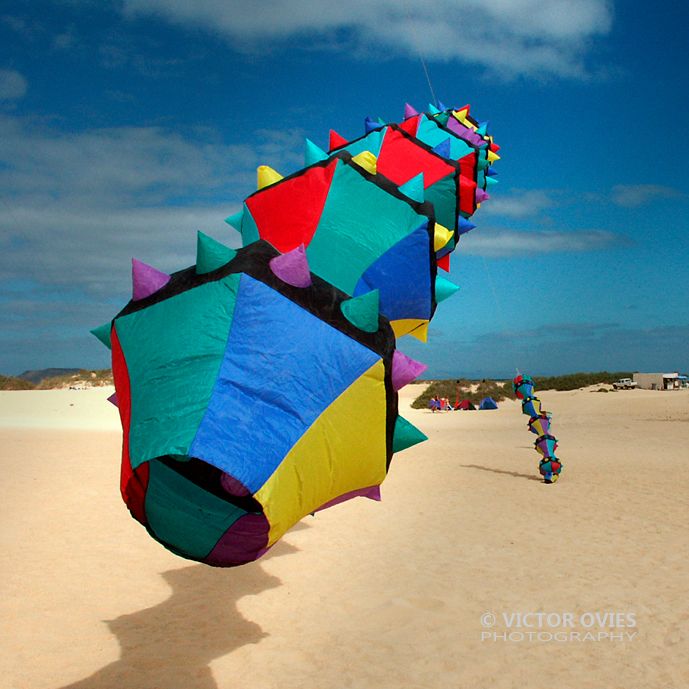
1, 0, 688, 377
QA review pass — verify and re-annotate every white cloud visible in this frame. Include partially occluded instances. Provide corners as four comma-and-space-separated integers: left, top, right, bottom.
479, 189, 556, 219
122, 0, 613, 78
0, 69, 27, 100
0, 116, 300, 205
459, 227, 627, 256
611, 184, 686, 208
0, 114, 304, 297
53, 29, 75, 50
0, 114, 310, 371
1, 203, 239, 295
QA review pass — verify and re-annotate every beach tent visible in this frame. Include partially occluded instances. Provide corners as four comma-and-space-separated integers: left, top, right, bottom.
479, 397, 498, 410
456, 399, 476, 410
93, 240, 428, 566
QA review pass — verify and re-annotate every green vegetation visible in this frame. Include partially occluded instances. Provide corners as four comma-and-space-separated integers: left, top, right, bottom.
35, 369, 114, 389
19, 367, 80, 384
0, 375, 35, 390
534, 371, 633, 391
412, 379, 517, 409
411, 371, 635, 408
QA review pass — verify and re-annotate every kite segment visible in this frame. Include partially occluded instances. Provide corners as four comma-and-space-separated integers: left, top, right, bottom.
95, 241, 427, 566
513, 374, 563, 483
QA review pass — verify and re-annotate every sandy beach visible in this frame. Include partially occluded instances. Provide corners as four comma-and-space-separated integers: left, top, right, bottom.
2, 384, 688, 689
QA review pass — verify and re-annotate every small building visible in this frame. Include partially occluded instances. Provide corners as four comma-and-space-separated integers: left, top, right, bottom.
633, 372, 683, 390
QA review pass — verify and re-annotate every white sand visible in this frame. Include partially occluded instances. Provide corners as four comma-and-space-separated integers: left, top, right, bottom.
1, 385, 688, 689
0, 387, 120, 430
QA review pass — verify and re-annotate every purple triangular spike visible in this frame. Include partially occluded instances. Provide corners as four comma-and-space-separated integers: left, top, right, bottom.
404, 102, 418, 119
132, 258, 171, 301
269, 244, 312, 288
107, 392, 118, 407
315, 485, 381, 511
363, 485, 381, 501
445, 116, 485, 147
391, 350, 428, 391
475, 188, 490, 203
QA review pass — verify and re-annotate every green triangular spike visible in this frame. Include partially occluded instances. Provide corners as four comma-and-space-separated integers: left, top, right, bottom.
196, 231, 237, 275
240, 205, 259, 246
393, 416, 428, 453
485, 176, 498, 186
340, 289, 379, 333
224, 208, 244, 231
435, 276, 460, 303
428, 103, 440, 114
377, 117, 386, 125
90, 322, 112, 350
398, 173, 425, 203
305, 138, 328, 166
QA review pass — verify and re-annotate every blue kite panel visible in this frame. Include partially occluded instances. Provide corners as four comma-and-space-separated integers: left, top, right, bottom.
189, 274, 380, 493
353, 223, 433, 321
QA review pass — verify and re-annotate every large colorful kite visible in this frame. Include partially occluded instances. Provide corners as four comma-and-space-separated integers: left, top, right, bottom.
93, 102, 500, 565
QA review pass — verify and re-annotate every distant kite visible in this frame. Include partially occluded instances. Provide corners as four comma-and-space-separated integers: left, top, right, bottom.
513, 374, 562, 483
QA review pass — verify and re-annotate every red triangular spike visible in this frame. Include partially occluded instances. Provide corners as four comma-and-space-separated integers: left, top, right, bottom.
328, 129, 348, 151
437, 254, 451, 272
490, 142, 501, 152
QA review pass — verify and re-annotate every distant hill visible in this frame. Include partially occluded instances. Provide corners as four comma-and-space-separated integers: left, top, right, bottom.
1, 375, 35, 390
18, 368, 81, 384
2, 369, 114, 389
532, 371, 634, 391
36, 369, 113, 389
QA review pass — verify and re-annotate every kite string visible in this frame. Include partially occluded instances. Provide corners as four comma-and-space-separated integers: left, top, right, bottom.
419, 55, 439, 108
408, 20, 519, 379
405, 6, 440, 108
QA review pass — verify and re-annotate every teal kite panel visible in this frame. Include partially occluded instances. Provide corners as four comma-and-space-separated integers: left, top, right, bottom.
308, 161, 429, 294
425, 175, 458, 230
115, 275, 241, 468
416, 115, 474, 160
145, 459, 248, 559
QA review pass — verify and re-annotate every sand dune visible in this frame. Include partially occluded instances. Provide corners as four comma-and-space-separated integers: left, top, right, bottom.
1, 385, 688, 689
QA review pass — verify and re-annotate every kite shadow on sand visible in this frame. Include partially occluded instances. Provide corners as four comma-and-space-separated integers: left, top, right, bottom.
460, 464, 544, 483
55, 539, 299, 689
